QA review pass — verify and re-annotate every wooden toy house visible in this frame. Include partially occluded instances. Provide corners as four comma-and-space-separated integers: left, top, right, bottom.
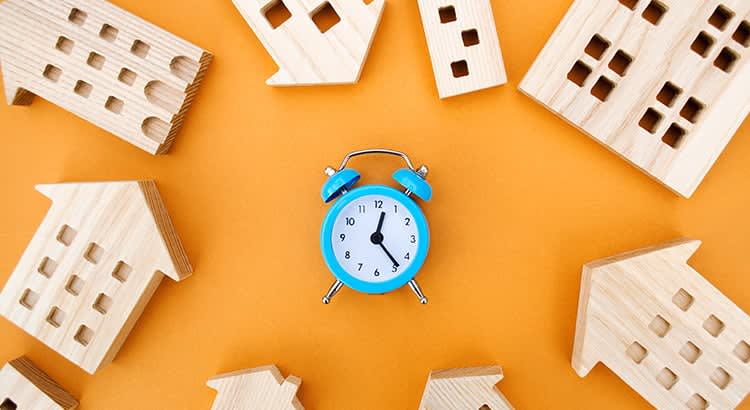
520, 0, 750, 197
419, 366, 514, 410
0, 0, 212, 154
574, 239, 750, 409
0, 181, 192, 374
207, 365, 304, 409
0, 356, 78, 410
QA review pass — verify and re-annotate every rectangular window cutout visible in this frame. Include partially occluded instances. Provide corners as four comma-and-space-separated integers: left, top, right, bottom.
639, 108, 663, 134
714, 47, 738, 73
93, 293, 112, 315
451, 60, 469, 78
87, 52, 105, 70
65, 275, 85, 296
43, 64, 62, 83
100, 24, 118, 42
591, 76, 615, 102
657, 81, 681, 107
56, 224, 77, 246
673, 288, 694, 310
1, 399, 17, 410
112, 261, 132, 283
609, 50, 632, 76
687, 394, 708, 410
46, 306, 66, 328
56, 36, 74, 54
462, 29, 479, 47
680, 97, 704, 123
68, 8, 87, 25
734, 21, 749, 47
131, 40, 150, 58
567, 61, 592, 86
74, 325, 94, 346
679, 341, 702, 364
642, 1, 667, 25
662, 123, 686, 149
84, 242, 104, 264
656, 368, 678, 390
74, 80, 93, 98
38, 257, 57, 277
626, 341, 647, 364
19, 289, 39, 310
118, 68, 137, 86
735, 341, 750, 363
311, 2, 341, 34
105, 96, 124, 114
691, 31, 715, 57
618, 0, 638, 10
649, 315, 670, 337
439, 6, 457, 23
711, 367, 731, 390
264, 0, 292, 29
704, 314, 725, 337
585, 34, 610, 60
709, 5, 734, 31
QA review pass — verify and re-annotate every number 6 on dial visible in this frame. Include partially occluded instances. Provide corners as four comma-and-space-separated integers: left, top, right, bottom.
320, 149, 432, 304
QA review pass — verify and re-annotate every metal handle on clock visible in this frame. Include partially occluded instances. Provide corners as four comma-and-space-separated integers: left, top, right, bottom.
336, 149, 428, 178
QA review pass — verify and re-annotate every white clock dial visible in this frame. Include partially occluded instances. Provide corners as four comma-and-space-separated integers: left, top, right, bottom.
331, 194, 419, 283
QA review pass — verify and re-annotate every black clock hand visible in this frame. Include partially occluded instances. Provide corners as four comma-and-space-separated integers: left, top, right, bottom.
379, 242, 400, 267
370, 211, 399, 267
375, 211, 385, 234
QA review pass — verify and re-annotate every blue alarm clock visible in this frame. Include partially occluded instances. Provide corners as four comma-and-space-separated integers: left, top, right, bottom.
320, 149, 432, 304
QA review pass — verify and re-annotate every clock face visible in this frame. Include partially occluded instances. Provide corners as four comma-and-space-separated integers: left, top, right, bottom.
331, 194, 421, 283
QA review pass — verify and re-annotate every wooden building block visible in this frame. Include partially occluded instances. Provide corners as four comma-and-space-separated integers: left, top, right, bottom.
207, 365, 304, 410
0, 181, 192, 374
417, 0, 507, 99
519, 0, 750, 198
0, 0, 212, 155
0, 356, 78, 410
232, 0, 384, 86
574, 239, 750, 409
419, 366, 514, 410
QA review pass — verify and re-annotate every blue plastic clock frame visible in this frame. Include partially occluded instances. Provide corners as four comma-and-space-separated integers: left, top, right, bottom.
321, 185, 430, 294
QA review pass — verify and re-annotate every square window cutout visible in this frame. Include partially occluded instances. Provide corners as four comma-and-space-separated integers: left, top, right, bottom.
19, 289, 39, 310
65, 275, 85, 296
618, 0, 638, 10
100, 24, 118, 42
84, 242, 104, 264
38, 257, 57, 277
735, 341, 750, 363
263, 0, 291, 29
656, 368, 678, 390
93, 293, 112, 315
649, 315, 671, 337
112, 261, 132, 283
626, 341, 648, 364
74, 80, 93, 98
709, 5, 734, 31
57, 224, 77, 246
74, 325, 94, 346
714, 47, 739, 73
639, 108, 663, 134
673, 288, 694, 311
680, 97, 704, 123
691, 32, 715, 57
609, 50, 632, 76
462, 29, 479, 47
68, 8, 87, 25
105, 96, 124, 114
662, 123, 686, 149
734, 21, 750, 47
711, 367, 732, 390
585, 34, 610, 60
591, 76, 615, 102
118, 68, 137, 86
56, 36, 74, 54
687, 394, 708, 410
311, 2, 340, 34
704, 314, 725, 337
43, 65, 62, 83
642, 1, 667, 26
439, 6, 456, 24
451, 60, 469, 78
657, 81, 681, 107
46, 306, 66, 328
567, 61, 592, 87
1, 399, 17, 410
131, 40, 150, 58
679, 341, 702, 364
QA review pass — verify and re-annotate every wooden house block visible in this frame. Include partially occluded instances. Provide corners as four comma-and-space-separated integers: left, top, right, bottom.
574, 239, 750, 409
207, 365, 304, 410
232, 0, 384, 86
0, 356, 78, 410
419, 366, 514, 410
0, 181, 192, 374
417, 0, 507, 99
519, 0, 750, 198
0, 0, 213, 155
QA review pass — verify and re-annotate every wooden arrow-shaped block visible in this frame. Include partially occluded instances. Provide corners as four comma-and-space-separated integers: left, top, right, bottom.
233, 0, 384, 86
207, 365, 304, 409
574, 239, 750, 409
0, 0, 212, 155
419, 366, 514, 409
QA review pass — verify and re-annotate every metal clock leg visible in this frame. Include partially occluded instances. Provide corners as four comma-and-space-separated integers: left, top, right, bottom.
322, 280, 344, 304
408, 280, 428, 304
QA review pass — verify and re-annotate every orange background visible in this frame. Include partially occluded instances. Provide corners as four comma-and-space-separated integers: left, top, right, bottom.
1, 0, 749, 408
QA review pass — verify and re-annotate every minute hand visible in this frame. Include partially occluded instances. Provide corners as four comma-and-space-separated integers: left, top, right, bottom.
379, 243, 400, 267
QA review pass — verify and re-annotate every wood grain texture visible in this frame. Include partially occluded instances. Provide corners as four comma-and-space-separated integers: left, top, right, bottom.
0, 181, 192, 374
520, 0, 750, 198
418, 365, 514, 409
207, 365, 304, 410
0, 0, 212, 155
574, 239, 750, 409
417, 0, 507, 99
232, 0, 384, 86
0, 356, 78, 410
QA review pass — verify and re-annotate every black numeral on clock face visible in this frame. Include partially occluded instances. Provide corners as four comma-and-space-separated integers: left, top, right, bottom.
374, 269, 380, 277
346, 217, 355, 226
374, 200, 383, 209
404, 217, 411, 226
358, 205, 366, 213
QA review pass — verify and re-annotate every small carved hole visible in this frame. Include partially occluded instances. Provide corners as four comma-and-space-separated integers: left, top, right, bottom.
19, 289, 39, 309
43, 65, 62, 82
734, 341, 750, 362
656, 368, 678, 390
87, 52, 105, 70
591, 76, 615, 101
649, 315, 671, 337
38, 257, 57, 277
673, 288, 694, 310
131, 40, 150, 58
609, 50, 632, 76
626, 341, 648, 364
618, 0, 638, 10
709, 5, 734, 31
585, 34, 610, 60
112, 261, 132, 283
439, 6, 456, 23
93, 293, 112, 314
567, 61, 592, 86
451, 60, 469, 78
65, 275, 85, 296
680, 97, 704, 123
711, 367, 731, 390
691, 32, 715, 57
56, 36, 74, 54
74, 80, 93, 98
311, 2, 341, 34
68, 8, 87, 25
639, 108, 663, 134
100, 24, 119, 42
703, 315, 725, 337
679, 341, 702, 364
642, 1, 667, 25
46, 306, 66, 328
105, 96, 124, 114
84, 242, 104, 264
56, 224, 77, 246
714, 47, 739, 73
1, 398, 17, 410
734, 21, 750, 47
687, 394, 708, 410
462, 29, 479, 47
657, 81, 681, 107
662, 123, 686, 149
118, 68, 137, 86
74, 325, 94, 346
170, 56, 200, 82
263, 0, 292, 29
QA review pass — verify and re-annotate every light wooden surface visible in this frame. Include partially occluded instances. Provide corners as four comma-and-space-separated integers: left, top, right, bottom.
232, 0, 384, 86
0, 0, 212, 155
574, 239, 750, 409
418, 365, 514, 410
0, 356, 78, 410
416, 0, 507, 99
520, 0, 750, 198
0, 181, 192, 374
207, 365, 304, 410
